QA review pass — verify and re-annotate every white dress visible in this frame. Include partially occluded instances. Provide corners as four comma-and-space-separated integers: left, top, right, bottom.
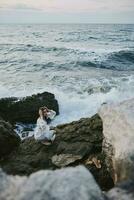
34, 110, 56, 141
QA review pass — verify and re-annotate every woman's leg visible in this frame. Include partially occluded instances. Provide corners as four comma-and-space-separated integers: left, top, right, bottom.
45, 130, 56, 142
41, 140, 51, 145
36, 135, 51, 145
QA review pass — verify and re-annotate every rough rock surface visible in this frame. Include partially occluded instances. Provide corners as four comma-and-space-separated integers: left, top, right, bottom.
106, 179, 134, 200
52, 154, 82, 167
0, 92, 59, 124
0, 166, 104, 200
99, 99, 134, 183
0, 119, 20, 158
0, 114, 114, 190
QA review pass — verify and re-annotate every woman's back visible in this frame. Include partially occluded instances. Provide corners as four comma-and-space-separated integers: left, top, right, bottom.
34, 117, 49, 139
34, 107, 56, 143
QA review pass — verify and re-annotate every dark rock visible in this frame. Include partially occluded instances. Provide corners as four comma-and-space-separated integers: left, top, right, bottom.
85, 153, 114, 191
0, 92, 59, 124
0, 114, 114, 190
0, 119, 20, 159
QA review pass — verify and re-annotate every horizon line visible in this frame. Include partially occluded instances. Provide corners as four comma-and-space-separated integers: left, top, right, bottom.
0, 22, 134, 25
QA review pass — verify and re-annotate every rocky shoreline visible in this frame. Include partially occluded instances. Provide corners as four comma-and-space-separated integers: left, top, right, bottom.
0, 92, 134, 199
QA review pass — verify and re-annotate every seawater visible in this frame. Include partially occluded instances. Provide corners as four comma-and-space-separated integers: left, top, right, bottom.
0, 24, 134, 126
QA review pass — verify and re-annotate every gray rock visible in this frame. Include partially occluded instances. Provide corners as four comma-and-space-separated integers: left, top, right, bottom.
0, 166, 104, 200
106, 179, 134, 200
52, 154, 82, 167
99, 98, 134, 183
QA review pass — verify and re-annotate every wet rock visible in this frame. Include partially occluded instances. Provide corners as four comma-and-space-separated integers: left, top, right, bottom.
0, 114, 114, 190
0, 166, 104, 200
0, 92, 59, 124
99, 98, 134, 183
0, 119, 20, 159
106, 179, 134, 200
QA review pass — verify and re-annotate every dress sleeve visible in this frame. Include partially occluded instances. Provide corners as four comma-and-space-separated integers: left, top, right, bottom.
47, 110, 56, 120
37, 118, 48, 131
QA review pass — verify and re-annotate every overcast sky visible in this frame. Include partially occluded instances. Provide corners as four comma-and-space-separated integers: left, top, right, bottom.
0, 0, 134, 23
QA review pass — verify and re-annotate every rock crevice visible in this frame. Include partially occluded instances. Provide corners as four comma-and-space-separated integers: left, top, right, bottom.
99, 99, 134, 183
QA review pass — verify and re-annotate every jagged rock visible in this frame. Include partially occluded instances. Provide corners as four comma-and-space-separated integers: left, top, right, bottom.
0, 92, 59, 124
99, 99, 134, 183
52, 154, 82, 167
0, 114, 114, 190
0, 114, 103, 174
0, 119, 20, 159
106, 179, 134, 200
0, 166, 104, 200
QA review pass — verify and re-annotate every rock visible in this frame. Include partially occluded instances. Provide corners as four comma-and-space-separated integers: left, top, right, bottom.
0, 166, 104, 200
0, 114, 114, 190
106, 179, 134, 200
99, 98, 134, 183
0, 119, 20, 159
0, 92, 59, 124
52, 154, 82, 167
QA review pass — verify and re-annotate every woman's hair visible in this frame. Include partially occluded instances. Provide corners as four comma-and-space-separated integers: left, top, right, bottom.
43, 106, 48, 111
39, 107, 45, 111
39, 106, 48, 111
39, 107, 48, 120
39, 107, 44, 118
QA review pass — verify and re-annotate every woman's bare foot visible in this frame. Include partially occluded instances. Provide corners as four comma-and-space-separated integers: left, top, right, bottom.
51, 134, 56, 143
41, 141, 51, 145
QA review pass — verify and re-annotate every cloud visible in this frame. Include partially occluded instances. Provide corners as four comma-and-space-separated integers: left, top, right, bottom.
0, 0, 134, 24
13, 4, 41, 11
0, 3, 42, 11
0, 0, 133, 13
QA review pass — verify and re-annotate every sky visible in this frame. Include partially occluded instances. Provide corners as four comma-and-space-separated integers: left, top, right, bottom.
0, 0, 134, 24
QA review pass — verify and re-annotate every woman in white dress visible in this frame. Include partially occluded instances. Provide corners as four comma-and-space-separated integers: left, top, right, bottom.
34, 107, 56, 144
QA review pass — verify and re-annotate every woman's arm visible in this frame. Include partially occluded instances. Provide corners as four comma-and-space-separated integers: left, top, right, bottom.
47, 110, 56, 120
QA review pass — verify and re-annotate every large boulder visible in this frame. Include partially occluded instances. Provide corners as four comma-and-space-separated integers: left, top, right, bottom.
0, 119, 20, 159
0, 92, 59, 124
0, 114, 114, 190
106, 179, 134, 200
0, 166, 104, 200
99, 99, 134, 183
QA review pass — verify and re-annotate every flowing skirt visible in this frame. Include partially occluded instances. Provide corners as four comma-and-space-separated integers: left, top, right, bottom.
34, 129, 55, 142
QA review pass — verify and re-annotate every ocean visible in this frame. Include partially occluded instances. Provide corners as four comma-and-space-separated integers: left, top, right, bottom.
0, 24, 134, 126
